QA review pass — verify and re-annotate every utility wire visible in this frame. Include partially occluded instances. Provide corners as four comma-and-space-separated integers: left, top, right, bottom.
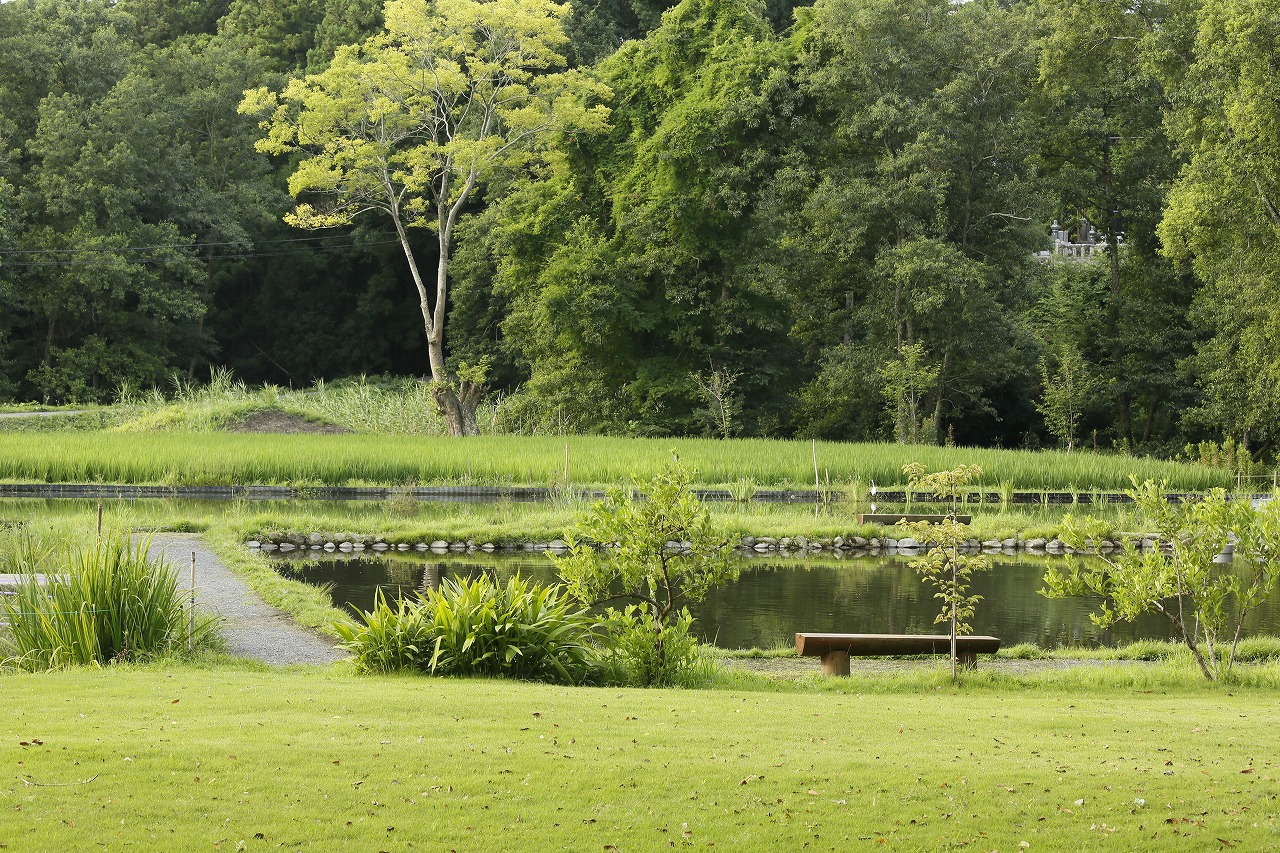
0, 232, 386, 255
0, 239, 403, 267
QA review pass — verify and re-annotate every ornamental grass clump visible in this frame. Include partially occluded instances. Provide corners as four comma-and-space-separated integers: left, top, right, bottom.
0, 530, 211, 670
335, 574, 601, 685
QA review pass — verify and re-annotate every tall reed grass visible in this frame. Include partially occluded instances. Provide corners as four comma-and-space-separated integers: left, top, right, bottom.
0, 433, 1231, 491
110, 373, 500, 435
0, 530, 213, 670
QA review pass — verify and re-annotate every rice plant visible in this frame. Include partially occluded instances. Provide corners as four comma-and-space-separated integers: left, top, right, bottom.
0, 433, 1233, 492
0, 530, 215, 670
727, 478, 757, 504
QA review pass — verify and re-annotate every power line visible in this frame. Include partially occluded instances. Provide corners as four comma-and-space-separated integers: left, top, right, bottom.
0, 238, 403, 267
0, 232, 399, 256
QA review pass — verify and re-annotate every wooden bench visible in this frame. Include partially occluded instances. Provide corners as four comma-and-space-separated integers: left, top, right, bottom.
795, 633, 1001, 675
856, 513, 972, 525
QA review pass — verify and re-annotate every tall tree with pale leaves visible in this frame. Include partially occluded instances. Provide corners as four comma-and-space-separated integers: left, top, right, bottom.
241, 0, 610, 434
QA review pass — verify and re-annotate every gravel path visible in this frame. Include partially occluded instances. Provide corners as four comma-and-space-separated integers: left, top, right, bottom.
147, 533, 344, 666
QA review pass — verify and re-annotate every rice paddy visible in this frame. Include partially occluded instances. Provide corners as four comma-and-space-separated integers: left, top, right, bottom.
0, 432, 1233, 491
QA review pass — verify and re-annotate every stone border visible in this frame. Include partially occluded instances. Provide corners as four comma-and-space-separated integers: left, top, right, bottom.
247, 531, 1174, 558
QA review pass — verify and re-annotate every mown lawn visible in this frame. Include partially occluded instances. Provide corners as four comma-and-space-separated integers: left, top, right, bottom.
2, 667, 1277, 851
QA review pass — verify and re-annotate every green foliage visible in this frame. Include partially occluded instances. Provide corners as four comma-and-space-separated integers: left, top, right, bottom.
0, 529, 214, 670
879, 342, 940, 446
597, 604, 715, 688
0, 0, 1240, 456
1159, 0, 1280, 458
334, 574, 600, 684
242, 0, 610, 433
0, 430, 1233, 491
553, 459, 738, 686
1036, 342, 1105, 453
998, 643, 1049, 661
899, 462, 989, 679
727, 477, 757, 504
1046, 481, 1280, 680
1182, 438, 1267, 479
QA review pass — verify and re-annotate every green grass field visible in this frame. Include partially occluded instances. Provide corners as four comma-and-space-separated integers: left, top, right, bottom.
0, 432, 1232, 491
2, 666, 1277, 851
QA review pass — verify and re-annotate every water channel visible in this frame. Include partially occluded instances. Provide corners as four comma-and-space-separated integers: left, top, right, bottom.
276, 551, 1280, 650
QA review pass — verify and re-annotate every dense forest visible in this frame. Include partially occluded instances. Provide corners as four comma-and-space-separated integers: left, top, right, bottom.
0, 0, 1276, 460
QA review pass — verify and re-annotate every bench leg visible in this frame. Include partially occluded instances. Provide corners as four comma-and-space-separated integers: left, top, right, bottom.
957, 651, 978, 669
820, 650, 850, 676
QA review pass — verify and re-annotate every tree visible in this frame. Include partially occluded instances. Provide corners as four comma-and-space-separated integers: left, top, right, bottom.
1033, 0, 1187, 448
1159, 0, 1280, 460
241, 0, 610, 435
782, 0, 1040, 444
898, 462, 988, 680
478, 0, 807, 436
552, 459, 739, 686
878, 342, 939, 445
1036, 342, 1104, 452
690, 366, 740, 439
1046, 481, 1280, 680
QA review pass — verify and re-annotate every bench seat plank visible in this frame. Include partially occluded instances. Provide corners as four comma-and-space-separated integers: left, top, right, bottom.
796, 633, 1000, 657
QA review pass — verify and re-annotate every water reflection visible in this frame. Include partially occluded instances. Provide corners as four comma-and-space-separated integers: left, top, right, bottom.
276, 552, 1280, 651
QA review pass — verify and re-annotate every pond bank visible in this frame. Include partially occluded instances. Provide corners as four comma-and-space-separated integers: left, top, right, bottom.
248, 529, 1170, 557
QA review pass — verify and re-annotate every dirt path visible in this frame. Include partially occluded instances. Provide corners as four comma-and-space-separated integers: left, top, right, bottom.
0, 410, 88, 418
147, 533, 344, 666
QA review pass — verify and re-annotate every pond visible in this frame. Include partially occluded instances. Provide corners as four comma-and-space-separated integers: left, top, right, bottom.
276, 552, 1280, 650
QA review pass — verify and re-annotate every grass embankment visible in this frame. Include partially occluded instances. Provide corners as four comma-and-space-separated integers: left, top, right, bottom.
2, 667, 1278, 851
0, 497, 1133, 551
0, 432, 1231, 491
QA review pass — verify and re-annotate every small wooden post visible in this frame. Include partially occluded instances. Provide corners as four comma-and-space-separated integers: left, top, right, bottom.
96, 501, 103, 537
564, 443, 569, 481
812, 440, 820, 517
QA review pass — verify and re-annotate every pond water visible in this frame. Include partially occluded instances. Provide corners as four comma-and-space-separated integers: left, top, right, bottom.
276, 552, 1280, 650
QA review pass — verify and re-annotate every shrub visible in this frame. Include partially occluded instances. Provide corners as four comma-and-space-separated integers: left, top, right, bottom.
1048, 483, 1280, 680
553, 459, 739, 687
335, 574, 601, 684
1223, 635, 1280, 663
598, 606, 717, 688
999, 643, 1049, 660
0, 530, 213, 670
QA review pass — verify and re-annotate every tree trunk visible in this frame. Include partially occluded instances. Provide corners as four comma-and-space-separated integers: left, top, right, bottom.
432, 379, 484, 437
1101, 137, 1132, 445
